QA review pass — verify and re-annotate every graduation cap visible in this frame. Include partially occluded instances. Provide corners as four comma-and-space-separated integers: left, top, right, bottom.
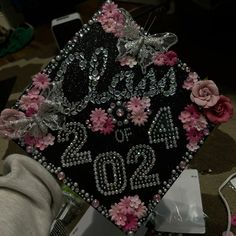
0, 1, 234, 235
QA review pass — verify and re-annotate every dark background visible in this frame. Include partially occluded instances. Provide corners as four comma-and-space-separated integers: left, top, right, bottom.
2, 0, 234, 90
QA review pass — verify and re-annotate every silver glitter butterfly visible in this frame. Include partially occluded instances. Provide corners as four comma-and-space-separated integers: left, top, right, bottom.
116, 10, 178, 74
13, 99, 64, 138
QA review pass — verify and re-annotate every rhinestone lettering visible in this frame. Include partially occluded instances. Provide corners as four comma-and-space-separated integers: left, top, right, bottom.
148, 106, 179, 149
58, 122, 92, 167
94, 152, 127, 196
89, 47, 108, 93
127, 144, 160, 190
114, 128, 132, 143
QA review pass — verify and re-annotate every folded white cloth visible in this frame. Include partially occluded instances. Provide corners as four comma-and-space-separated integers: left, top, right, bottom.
0, 154, 63, 236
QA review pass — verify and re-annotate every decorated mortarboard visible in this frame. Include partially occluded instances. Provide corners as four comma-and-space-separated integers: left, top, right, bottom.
0, 1, 234, 235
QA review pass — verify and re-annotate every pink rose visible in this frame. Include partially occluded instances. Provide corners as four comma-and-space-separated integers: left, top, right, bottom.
204, 95, 234, 124
190, 80, 220, 108
0, 108, 25, 139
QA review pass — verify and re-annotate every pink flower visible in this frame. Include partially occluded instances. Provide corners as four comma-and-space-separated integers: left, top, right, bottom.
101, 18, 116, 33
116, 214, 127, 226
119, 56, 137, 68
130, 195, 147, 218
43, 133, 55, 146
178, 104, 201, 130
118, 196, 133, 215
90, 108, 114, 134
109, 195, 146, 230
190, 80, 220, 108
165, 51, 178, 66
28, 86, 40, 95
127, 97, 143, 113
183, 121, 194, 131
32, 73, 50, 90
153, 53, 167, 66
100, 117, 114, 135
19, 94, 44, 111
178, 110, 192, 123
179, 103, 211, 152
130, 195, 142, 209
182, 105, 201, 130
102, 2, 119, 17
134, 203, 147, 218
98, 12, 124, 36
183, 72, 199, 90
186, 128, 204, 143
98, 2, 130, 38
35, 138, 46, 150
109, 203, 126, 226
90, 108, 107, 126
193, 115, 208, 131
112, 11, 125, 25
184, 104, 200, 119
122, 214, 138, 232
131, 110, 148, 126
97, 14, 109, 25
204, 95, 234, 124
117, 195, 147, 218
24, 133, 37, 146
182, 113, 207, 132
89, 108, 115, 135
19, 95, 32, 110
0, 108, 26, 139
153, 51, 178, 66
186, 142, 199, 152
35, 133, 55, 151
109, 203, 120, 221
179, 105, 210, 152
91, 122, 104, 132
25, 103, 39, 117
189, 72, 199, 81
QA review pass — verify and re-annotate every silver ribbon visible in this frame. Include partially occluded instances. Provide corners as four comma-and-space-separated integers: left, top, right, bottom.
116, 10, 178, 73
